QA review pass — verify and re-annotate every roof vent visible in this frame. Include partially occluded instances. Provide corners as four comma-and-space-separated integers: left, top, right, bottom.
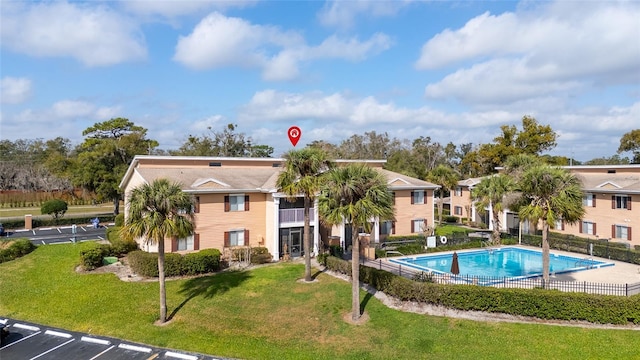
607, 169, 616, 174
209, 162, 222, 167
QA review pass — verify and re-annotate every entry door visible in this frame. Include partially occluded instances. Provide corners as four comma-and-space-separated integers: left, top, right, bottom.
290, 229, 302, 258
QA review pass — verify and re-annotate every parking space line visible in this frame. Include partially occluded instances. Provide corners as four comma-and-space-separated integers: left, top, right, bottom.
118, 343, 152, 353
81, 336, 111, 345
0, 331, 42, 350
28, 338, 74, 360
39, 228, 52, 231
0, 319, 7, 325
57, 228, 62, 233
88, 345, 115, 360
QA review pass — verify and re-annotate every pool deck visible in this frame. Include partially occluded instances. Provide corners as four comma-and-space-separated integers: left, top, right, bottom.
379, 245, 640, 285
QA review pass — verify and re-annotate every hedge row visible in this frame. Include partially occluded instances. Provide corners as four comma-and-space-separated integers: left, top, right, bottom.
127, 249, 223, 277
323, 256, 640, 325
0, 239, 36, 264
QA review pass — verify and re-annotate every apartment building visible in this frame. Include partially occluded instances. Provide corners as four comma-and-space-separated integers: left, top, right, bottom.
119, 156, 438, 259
450, 165, 639, 247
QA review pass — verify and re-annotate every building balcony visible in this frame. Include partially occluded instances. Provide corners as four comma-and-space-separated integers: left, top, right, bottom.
279, 208, 315, 224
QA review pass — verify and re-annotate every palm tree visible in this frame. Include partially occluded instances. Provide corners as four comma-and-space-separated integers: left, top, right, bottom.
318, 164, 394, 321
276, 148, 334, 282
516, 165, 584, 284
120, 179, 195, 323
471, 174, 515, 245
427, 165, 460, 224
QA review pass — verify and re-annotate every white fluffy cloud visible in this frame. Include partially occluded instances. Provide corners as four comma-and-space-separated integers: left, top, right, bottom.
173, 12, 392, 81
1, 77, 32, 104
417, 2, 640, 105
318, 0, 411, 29
0, 1, 146, 66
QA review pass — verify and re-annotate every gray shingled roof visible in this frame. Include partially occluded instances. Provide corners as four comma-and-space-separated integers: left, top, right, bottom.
575, 172, 640, 194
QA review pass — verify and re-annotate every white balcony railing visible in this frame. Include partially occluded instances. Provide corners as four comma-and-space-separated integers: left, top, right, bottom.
279, 208, 315, 224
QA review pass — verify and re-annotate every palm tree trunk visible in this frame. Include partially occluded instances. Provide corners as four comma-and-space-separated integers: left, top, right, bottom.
542, 222, 550, 288
492, 210, 501, 245
351, 224, 361, 321
303, 197, 312, 282
438, 192, 444, 224
158, 237, 167, 323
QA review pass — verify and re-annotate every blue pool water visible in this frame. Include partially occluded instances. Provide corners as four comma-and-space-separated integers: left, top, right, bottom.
389, 247, 613, 279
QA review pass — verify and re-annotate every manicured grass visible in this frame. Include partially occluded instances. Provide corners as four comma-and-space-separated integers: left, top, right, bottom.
1, 243, 639, 359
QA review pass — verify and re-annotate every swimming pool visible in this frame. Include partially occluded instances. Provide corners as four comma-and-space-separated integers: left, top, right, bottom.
389, 247, 614, 279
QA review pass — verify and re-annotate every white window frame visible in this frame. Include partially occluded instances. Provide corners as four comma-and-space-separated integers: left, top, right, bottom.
582, 193, 594, 207
413, 190, 425, 205
554, 219, 563, 230
454, 206, 463, 216
581, 221, 595, 235
229, 194, 245, 212
412, 219, 425, 233
229, 229, 245, 246
614, 225, 629, 240
177, 235, 194, 251
454, 187, 462, 197
613, 195, 629, 209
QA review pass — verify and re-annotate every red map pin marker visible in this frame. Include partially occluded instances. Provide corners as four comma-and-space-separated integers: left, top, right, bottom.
288, 126, 301, 146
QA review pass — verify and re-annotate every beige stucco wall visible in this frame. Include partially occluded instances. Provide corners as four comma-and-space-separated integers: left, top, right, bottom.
554, 192, 638, 246
393, 189, 434, 235
450, 186, 474, 221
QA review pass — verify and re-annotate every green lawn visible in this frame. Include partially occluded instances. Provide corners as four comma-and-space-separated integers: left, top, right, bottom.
0, 203, 114, 219
1, 243, 638, 360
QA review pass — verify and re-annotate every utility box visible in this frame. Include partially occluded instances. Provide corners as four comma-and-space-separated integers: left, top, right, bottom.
426, 236, 437, 248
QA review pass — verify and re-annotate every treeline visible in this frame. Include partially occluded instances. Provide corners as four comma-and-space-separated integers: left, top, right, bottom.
1, 116, 637, 214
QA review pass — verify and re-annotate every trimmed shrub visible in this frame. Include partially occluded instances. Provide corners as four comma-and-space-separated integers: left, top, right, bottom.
321, 255, 640, 325
329, 245, 344, 258
115, 213, 124, 227
183, 249, 222, 275
106, 227, 138, 256
250, 247, 272, 264
0, 239, 36, 263
443, 215, 459, 223
41, 199, 68, 221
80, 245, 111, 270
164, 253, 184, 277
127, 251, 159, 277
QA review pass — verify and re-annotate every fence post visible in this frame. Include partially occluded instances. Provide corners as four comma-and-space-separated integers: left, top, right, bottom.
399, 265, 402, 277
379, 259, 382, 270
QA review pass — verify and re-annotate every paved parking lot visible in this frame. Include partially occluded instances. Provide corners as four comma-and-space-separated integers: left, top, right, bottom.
3, 224, 108, 245
0, 318, 230, 360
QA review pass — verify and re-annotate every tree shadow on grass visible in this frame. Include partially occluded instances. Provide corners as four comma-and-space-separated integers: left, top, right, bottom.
360, 290, 374, 314
169, 270, 253, 320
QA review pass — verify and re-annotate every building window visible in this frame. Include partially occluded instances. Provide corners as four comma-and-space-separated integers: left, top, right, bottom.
381, 220, 394, 235
454, 206, 463, 216
580, 221, 595, 235
225, 194, 249, 212
454, 187, 462, 196
612, 195, 631, 210
613, 225, 631, 240
225, 229, 247, 247
582, 193, 595, 207
411, 219, 425, 233
177, 235, 194, 251
554, 219, 564, 231
411, 190, 425, 205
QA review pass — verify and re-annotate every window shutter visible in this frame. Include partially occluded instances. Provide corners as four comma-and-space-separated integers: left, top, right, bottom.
245, 229, 250, 246
612, 225, 616, 238
224, 195, 230, 212
411, 221, 415, 233
194, 233, 200, 250
171, 238, 177, 252
195, 196, 200, 213
628, 196, 632, 210
411, 191, 415, 204
224, 231, 230, 247
611, 195, 615, 209
561, 221, 565, 231
592, 196, 596, 207
628, 227, 632, 241
392, 192, 396, 205
593, 223, 597, 235
392, 221, 396, 234
579, 222, 583, 233
245, 195, 250, 211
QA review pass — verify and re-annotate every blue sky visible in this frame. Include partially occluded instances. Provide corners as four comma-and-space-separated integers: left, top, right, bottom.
1, 0, 639, 162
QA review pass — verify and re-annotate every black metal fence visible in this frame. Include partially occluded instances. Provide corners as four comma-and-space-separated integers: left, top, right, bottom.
363, 257, 640, 297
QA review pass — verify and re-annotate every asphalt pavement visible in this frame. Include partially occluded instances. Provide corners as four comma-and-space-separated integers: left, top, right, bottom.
0, 318, 232, 360
2, 224, 108, 245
